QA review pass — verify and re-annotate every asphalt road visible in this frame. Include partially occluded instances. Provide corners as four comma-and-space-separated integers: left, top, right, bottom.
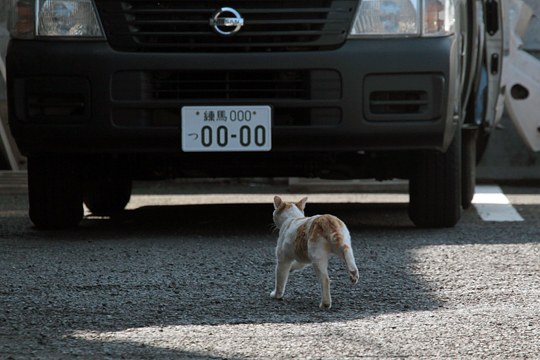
1, 178, 539, 359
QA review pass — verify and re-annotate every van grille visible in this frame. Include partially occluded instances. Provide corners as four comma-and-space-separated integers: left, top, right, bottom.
112, 70, 341, 100
110, 69, 342, 128
151, 70, 309, 100
94, 0, 357, 52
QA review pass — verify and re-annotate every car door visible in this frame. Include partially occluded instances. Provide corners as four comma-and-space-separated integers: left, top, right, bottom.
503, 0, 540, 152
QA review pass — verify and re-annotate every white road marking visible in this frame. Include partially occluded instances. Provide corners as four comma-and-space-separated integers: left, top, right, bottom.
473, 185, 524, 222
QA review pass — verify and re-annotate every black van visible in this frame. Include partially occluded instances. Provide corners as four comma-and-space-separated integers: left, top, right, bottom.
6, 0, 503, 228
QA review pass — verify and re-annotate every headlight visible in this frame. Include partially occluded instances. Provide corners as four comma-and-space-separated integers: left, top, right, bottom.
37, 0, 104, 37
349, 0, 455, 37
8, 0, 105, 39
350, 0, 420, 36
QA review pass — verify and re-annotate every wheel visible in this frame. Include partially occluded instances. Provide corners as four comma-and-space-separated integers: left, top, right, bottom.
408, 128, 462, 228
83, 160, 132, 216
462, 128, 478, 209
27, 156, 83, 229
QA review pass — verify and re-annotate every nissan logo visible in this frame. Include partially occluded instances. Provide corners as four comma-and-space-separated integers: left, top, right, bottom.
210, 7, 244, 36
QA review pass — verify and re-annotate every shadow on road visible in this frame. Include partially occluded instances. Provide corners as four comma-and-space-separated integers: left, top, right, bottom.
1, 198, 536, 358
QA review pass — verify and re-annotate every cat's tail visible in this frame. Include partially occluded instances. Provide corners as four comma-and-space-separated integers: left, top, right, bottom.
316, 214, 345, 247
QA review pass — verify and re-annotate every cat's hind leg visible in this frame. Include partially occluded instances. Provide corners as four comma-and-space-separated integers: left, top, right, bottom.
289, 260, 309, 273
270, 260, 292, 300
313, 258, 331, 309
342, 244, 359, 284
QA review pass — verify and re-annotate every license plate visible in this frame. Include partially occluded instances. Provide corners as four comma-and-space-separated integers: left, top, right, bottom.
181, 106, 272, 152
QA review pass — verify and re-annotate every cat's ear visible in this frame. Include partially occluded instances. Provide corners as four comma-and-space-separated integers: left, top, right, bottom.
296, 197, 308, 211
273, 196, 283, 209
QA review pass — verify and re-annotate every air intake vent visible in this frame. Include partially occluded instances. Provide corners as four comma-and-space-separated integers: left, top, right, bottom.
112, 70, 341, 101
16, 77, 90, 123
150, 70, 309, 100
369, 91, 428, 115
95, 0, 357, 52
28, 94, 86, 119
364, 74, 444, 122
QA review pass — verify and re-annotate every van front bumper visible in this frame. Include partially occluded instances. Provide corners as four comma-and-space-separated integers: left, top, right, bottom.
7, 36, 459, 156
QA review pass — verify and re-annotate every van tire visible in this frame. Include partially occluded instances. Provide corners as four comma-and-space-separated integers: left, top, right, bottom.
408, 128, 462, 228
28, 156, 83, 229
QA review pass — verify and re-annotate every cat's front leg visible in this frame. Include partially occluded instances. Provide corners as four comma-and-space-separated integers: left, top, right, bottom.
271, 260, 292, 300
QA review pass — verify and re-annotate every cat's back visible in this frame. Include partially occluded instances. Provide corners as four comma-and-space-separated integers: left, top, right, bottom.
288, 214, 345, 237
293, 214, 347, 242
311, 214, 346, 233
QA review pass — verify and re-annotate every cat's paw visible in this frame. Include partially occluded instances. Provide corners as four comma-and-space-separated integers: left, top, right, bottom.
350, 270, 359, 284
270, 290, 283, 300
319, 301, 332, 310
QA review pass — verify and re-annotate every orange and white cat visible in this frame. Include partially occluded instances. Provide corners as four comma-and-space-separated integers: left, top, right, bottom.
271, 196, 359, 309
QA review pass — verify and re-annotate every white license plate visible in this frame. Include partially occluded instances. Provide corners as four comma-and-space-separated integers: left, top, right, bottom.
181, 106, 272, 152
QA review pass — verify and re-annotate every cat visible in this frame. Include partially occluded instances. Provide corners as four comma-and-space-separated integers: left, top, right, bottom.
270, 196, 359, 309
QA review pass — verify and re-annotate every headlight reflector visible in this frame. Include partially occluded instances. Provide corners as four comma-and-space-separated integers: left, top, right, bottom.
350, 0, 420, 36
9, 0, 105, 38
37, 0, 104, 37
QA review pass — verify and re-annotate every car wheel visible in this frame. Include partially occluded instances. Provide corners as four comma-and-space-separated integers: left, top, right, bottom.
83, 167, 132, 216
28, 156, 84, 229
408, 128, 462, 228
462, 128, 478, 209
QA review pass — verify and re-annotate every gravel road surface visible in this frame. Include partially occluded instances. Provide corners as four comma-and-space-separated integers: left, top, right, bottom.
1, 179, 539, 359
